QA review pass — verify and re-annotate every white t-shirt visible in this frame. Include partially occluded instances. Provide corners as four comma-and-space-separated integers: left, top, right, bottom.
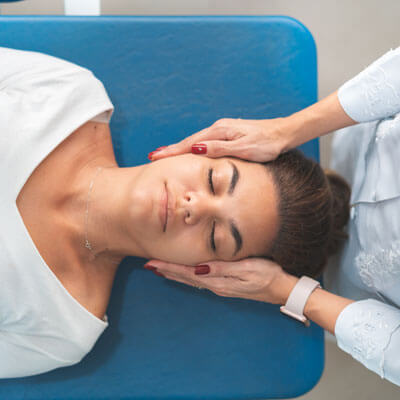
0, 47, 114, 378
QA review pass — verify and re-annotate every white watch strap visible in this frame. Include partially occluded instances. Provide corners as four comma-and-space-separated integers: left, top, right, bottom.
280, 276, 321, 327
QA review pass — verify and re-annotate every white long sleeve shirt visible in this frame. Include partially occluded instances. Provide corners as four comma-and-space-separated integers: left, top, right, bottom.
0, 47, 114, 378
327, 46, 400, 386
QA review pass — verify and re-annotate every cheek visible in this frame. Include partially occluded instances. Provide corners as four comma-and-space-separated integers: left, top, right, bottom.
171, 160, 204, 187
160, 230, 210, 265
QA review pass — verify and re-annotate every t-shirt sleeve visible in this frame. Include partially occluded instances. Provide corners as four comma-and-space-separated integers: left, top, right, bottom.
90, 110, 114, 123
0, 46, 114, 124
338, 46, 400, 123
0, 330, 85, 378
0, 46, 114, 179
0, 46, 89, 87
335, 298, 400, 386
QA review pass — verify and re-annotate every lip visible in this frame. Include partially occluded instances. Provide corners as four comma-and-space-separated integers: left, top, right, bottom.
166, 184, 175, 229
159, 182, 168, 232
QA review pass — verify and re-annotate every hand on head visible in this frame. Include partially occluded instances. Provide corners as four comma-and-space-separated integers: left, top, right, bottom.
145, 117, 343, 304
149, 117, 289, 163
144, 257, 286, 305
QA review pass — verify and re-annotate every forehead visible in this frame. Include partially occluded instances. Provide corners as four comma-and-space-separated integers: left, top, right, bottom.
215, 157, 279, 260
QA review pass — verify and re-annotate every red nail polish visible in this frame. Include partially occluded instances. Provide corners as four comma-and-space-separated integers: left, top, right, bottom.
195, 265, 210, 275
153, 270, 165, 278
144, 264, 157, 271
192, 144, 207, 155
148, 146, 168, 160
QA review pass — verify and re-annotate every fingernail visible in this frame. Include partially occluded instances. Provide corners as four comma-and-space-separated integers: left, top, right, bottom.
192, 143, 207, 155
144, 264, 157, 271
195, 264, 210, 275
148, 146, 168, 160
148, 151, 156, 160
153, 270, 165, 278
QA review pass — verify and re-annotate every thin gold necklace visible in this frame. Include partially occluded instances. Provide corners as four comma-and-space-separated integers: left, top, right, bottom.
84, 165, 123, 266
84, 166, 104, 253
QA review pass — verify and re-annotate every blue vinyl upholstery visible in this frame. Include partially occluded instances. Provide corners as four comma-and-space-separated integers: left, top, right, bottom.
0, 16, 322, 399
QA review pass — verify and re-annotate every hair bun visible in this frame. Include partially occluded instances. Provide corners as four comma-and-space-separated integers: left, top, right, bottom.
325, 169, 351, 255
265, 151, 352, 279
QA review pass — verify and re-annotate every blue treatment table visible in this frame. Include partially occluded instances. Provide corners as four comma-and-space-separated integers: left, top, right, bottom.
0, 16, 322, 400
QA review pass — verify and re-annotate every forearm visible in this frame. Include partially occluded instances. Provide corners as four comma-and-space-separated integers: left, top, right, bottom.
275, 47, 400, 152
281, 91, 356, 150
275, 272, 355, 335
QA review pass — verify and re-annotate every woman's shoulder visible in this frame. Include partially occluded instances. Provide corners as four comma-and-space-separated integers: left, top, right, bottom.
0, 47, 95, 90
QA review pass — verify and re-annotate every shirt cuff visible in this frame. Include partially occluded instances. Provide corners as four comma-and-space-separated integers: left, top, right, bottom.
334, 298, 400, 379
338, 47, 400, 123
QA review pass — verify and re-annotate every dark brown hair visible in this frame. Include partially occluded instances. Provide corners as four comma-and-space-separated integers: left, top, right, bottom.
264, 149, 351, 279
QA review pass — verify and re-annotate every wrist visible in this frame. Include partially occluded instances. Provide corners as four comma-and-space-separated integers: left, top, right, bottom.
303, 286, 355, 335
281, 110, 316, 151
272, 271, 355, 335
282, 91, 357, 150
271, 270, 300, 305
269, 115, 310, 154
258, 117, 295, 156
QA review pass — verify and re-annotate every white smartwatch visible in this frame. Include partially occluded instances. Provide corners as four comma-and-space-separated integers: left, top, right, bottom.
280, 276, 321, 327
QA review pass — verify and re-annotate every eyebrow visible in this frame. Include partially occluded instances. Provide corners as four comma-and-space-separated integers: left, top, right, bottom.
230, 220, 243, 256
227, 161, 242, 255
228, 161, 239, 195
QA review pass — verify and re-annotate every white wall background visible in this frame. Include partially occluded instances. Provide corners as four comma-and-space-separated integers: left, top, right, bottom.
2, 1, 400, 398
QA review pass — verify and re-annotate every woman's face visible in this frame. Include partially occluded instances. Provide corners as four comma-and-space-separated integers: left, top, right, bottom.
128, 154, 279, 265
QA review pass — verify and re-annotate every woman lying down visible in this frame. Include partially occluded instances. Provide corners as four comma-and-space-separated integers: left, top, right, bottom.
0, 47, 349, 378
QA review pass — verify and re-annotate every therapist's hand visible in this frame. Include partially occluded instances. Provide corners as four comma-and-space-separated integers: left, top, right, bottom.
150, 92, 358, 163
143, 257, 299, 305
149, 117, 289, 163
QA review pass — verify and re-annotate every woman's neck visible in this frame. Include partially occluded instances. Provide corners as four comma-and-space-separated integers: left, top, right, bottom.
66, 162, 149, 268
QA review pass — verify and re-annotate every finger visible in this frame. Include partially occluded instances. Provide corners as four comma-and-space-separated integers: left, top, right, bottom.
191, 139, 244, 158
211, 138, 276, 161
145, 260, 248, 291
159, 271, 209, 289
194, 260, 247, 279
151, 125, 235, 161
150, 126, 215, 161
191, 136, 266, 160
144, 260, 196, 276
152, 265, 248, 298
162, 271, 239, 294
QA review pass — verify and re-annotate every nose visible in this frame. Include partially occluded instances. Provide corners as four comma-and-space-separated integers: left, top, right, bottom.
180, 191, 218, 225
